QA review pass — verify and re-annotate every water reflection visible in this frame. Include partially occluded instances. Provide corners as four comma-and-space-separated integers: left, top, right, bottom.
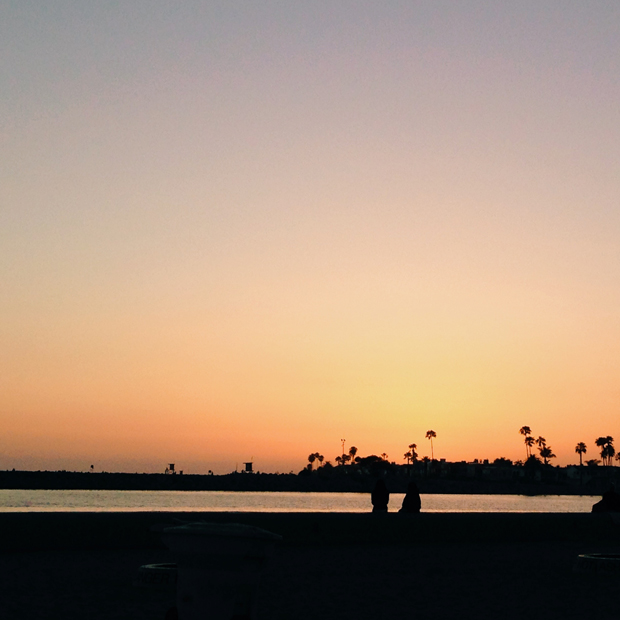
0, 489, 596, 513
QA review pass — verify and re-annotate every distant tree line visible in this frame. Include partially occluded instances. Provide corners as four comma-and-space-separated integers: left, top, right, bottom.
305, 427, 618, 475
519, 426, 617, 468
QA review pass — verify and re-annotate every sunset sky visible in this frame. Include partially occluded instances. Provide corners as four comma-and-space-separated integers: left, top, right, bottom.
2, 1, 619, 474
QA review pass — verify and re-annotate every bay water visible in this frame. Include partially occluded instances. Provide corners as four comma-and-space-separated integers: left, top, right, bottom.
0, 489, 596, 513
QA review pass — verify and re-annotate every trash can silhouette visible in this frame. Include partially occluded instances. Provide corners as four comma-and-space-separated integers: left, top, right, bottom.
161, 522, 282, 620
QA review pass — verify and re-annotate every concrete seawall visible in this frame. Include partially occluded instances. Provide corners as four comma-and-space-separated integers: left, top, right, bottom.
1, 511, 618, 551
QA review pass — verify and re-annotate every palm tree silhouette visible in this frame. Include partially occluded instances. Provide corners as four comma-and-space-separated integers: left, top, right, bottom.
307, 454, 316, 470
348, 446, 358, 465
575, 442, 587, 466
426, 430, 436, 460
519, 426, 532, 459
409, 443, 418, 461
524, 436, 535, 458
595, 436, 615, 466
539, 445, 556, 465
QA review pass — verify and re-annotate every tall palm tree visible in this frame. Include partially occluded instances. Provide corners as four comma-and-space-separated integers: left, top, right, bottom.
348, 446, 358, 465
404, 451, 412, 465
426, 430, 436, 460
307, 454, 316, 469
519, 426, 532, 459
575, 442, 587, 466
409, 443, 418, 461
535, 436, 546, 449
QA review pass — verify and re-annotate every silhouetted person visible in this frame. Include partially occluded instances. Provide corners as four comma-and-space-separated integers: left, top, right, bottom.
371, 479, 389, 512
399, 481, 421, 513
592, 484, 620, 512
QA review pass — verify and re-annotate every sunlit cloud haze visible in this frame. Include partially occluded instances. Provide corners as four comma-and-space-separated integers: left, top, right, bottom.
1, 1, 619, 473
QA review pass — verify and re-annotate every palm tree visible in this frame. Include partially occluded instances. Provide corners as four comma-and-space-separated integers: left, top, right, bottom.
595, 436, 615, 466
409, 443, 418, 461
307, 454, 316, 470
519, 426, 532, 458
380, 452, 389, 461
404, 451, 412, 465
426, 430, 436, 460
524, 436, 534, 458
539, 445, 556, 465
575, 442, 587, 466
348, 446, 358, 465
317, 454, 324, 468
535, 436, 546, 449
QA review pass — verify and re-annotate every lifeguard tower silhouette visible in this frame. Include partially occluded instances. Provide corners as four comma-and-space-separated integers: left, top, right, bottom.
243, 460, 253, 473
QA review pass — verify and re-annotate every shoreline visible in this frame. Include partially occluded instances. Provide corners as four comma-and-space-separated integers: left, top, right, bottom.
2, 468, 617, 496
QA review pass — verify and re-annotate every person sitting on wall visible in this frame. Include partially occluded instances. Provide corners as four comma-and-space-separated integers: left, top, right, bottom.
371, 479, 389, 512
399, 481, 421, 513
592, 484, 620, 512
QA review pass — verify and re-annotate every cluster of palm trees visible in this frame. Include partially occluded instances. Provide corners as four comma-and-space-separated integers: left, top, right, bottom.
403, 443, 417, 465
520, 427, 618, 466
573, 436, 618, 466
403, 430, 437, 465
595, 436, 616, 465
584, 436, 617, 466
308, 445, 395, 469
573, 438, 615, 467
518, 426, 556, 464
306, 452, 324, 470
334, 445, 359, 466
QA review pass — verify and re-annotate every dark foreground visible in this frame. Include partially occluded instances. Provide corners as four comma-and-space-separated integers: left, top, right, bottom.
1, 512, 619, 620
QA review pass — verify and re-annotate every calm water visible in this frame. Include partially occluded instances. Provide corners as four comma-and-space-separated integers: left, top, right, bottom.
0, 489, 596, 513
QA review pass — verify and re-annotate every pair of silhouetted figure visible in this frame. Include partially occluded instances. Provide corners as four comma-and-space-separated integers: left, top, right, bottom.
371, 480, 421, 513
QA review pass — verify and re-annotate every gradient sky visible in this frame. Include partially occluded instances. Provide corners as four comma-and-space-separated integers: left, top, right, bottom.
2, 1, 619, 474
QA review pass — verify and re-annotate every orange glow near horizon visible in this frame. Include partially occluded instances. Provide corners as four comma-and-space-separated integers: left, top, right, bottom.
2, 4, 619, 474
